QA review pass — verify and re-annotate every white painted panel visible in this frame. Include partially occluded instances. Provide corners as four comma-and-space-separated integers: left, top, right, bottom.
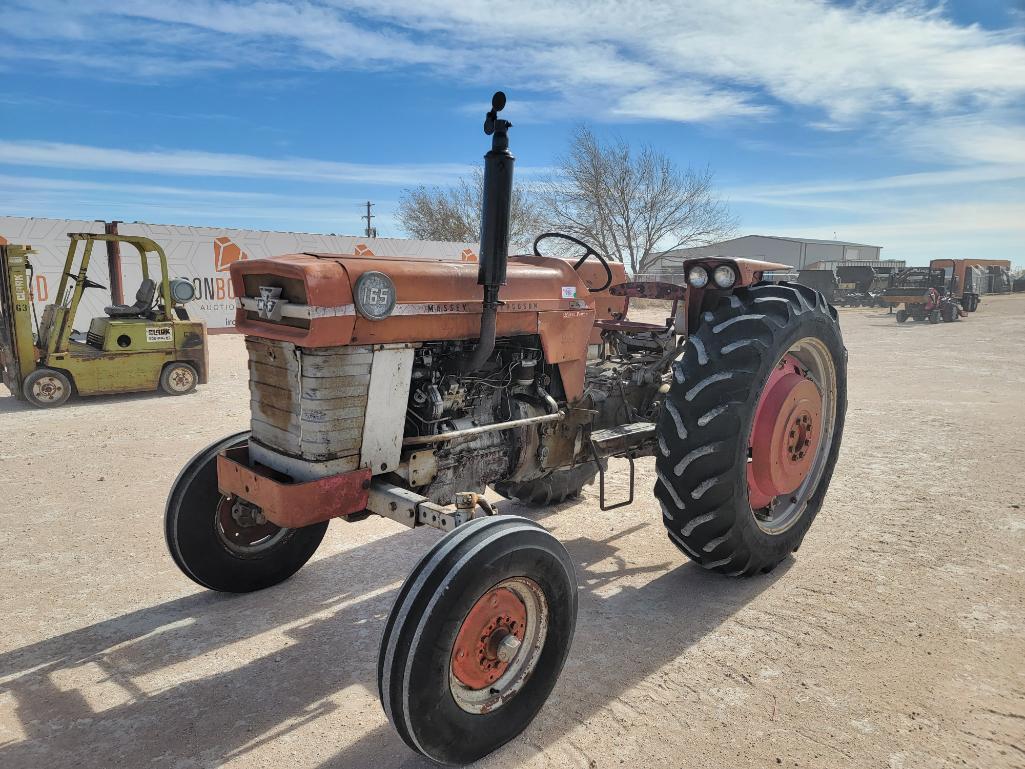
361, 346, 415, 475
1, 216, 479, 330
0, 217, 107, 329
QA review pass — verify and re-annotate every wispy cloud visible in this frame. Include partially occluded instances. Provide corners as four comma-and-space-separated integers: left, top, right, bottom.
2, 1, 1023, 261
0, 173, 399, 231
6, 1, 1023, 127
0, 140, 476, 185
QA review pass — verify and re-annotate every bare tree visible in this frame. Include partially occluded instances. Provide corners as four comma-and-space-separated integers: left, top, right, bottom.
397, 168, 544, 247
537, 127, 737, 274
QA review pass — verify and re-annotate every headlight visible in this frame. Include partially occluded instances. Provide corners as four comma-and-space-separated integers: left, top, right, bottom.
687, 266, 709, 288
713, 264, 737, 288
354, 271, 396, 320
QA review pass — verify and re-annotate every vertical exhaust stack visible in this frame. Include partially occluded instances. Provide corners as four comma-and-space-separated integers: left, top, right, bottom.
458, 91, 514, 372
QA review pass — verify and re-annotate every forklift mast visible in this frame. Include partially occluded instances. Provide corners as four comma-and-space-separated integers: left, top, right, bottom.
0, 244, 40, 398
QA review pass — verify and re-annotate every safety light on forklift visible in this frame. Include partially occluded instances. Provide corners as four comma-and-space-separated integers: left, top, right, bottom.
687, 266, 709, 288
713, 264, 737, 288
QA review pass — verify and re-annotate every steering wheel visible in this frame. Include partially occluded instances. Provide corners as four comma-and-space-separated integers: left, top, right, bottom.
65, 273, 108, 291
532, 232, 614, 293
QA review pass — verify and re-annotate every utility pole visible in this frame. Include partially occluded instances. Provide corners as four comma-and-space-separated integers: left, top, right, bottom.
362, 201, 378, 238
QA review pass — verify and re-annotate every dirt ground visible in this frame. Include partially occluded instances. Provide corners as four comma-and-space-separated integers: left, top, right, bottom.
1, 294, 1023, 769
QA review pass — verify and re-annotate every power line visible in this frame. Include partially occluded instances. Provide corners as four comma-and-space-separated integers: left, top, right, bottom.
362, 201, 378, 238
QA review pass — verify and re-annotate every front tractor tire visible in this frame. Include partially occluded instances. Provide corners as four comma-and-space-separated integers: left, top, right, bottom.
655, 282, 847, 577
165, 431, 328, 592
379, 516, 577, 765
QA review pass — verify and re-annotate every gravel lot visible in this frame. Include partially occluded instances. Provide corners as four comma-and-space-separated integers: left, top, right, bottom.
2, 294, 1023, 769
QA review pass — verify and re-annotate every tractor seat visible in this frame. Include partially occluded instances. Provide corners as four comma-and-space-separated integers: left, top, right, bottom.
105, 279, 156, 318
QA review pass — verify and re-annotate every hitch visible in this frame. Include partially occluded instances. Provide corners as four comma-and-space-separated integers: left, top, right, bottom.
588, 421, 657, 511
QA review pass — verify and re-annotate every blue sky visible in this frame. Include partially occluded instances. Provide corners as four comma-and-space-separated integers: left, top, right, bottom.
1, 0, 1023, 266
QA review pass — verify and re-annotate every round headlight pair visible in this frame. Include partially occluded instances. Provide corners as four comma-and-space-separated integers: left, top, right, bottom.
687, 264, 736, 289
713, 264, 737, 288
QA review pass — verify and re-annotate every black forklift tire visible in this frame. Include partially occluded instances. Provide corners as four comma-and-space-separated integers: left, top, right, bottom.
378, 515, 577, 765
896, 309, 908, 323
164, 431, 328, 592
160, 362, 199, 395
23, 368, 73, 408
654, 282, 847, 577
493, 462, 599, 506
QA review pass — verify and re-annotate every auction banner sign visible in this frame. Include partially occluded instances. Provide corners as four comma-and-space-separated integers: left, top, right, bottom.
0, 217, 477, 331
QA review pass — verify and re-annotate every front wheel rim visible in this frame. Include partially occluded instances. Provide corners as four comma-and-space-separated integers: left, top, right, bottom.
449, 577, 549, 714
747, 337, 838, 534
215, 496, 288, 554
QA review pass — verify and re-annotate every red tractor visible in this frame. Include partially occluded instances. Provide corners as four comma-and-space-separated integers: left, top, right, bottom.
164, 93, 848, 764
882, 266, 967, 323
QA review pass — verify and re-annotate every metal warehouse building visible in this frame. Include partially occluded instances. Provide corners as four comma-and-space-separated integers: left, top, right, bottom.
645, 234, 883, 273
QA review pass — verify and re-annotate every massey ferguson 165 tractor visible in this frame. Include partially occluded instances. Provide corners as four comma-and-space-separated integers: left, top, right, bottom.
165, 93, 847, 764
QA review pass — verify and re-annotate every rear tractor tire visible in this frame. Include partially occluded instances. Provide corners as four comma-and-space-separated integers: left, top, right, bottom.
654, 282, 847, 577
164, 431, 328, 592
494, 462, 600, 506
379, 516, 577, 765
23, 368, 73, 408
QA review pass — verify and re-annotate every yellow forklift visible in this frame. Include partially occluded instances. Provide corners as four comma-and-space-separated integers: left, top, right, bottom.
0, 233, 207, 408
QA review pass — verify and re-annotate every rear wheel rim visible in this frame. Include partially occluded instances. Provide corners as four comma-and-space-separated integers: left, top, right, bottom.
449, 577, 548, 714
32, 375, 66, 403
747, 337, 838, 534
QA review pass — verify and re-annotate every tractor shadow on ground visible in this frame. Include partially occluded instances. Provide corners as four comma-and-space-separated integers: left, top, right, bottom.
0, 509, 789, 769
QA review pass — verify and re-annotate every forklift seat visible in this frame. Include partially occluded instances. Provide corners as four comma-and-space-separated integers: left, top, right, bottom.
105, 279, 156, 318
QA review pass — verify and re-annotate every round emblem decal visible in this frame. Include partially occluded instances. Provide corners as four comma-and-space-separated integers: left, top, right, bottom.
354, 271, 396, 320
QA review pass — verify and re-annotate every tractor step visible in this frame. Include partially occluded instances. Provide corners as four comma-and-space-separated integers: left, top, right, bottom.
588, 421, 655, 512
590, 421, 656, 458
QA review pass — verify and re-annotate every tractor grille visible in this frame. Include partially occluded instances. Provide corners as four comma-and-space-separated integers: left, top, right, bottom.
241, 274, 311, 330
247, 338, 371, 467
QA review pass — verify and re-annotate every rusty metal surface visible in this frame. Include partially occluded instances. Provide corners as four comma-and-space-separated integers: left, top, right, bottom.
450, 587, 527, 690
610, 281, 687, 299
216, 446, 370, 528
590, 421, 657, 457
230, 252, 597, 355
537, 309, 595, 366
247, 338, 370, 463
594, 318, 669, 332
928, 258, 1011, 300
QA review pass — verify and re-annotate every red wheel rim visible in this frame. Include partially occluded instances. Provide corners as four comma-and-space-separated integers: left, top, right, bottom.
748, 354, 823, 510
451, 586, 528, 690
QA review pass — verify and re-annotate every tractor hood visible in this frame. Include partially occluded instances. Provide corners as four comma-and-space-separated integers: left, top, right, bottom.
230, 252, 599, 350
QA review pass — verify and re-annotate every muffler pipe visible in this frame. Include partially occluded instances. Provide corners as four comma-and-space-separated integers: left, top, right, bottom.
458, 91, 514, 373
